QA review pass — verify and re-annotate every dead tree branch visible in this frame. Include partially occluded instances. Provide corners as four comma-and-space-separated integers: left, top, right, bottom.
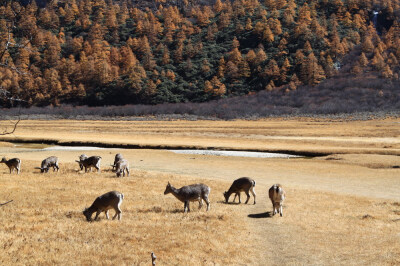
0, 200, 13, 206
0, 2, 32, 135
0, 116, 20, 135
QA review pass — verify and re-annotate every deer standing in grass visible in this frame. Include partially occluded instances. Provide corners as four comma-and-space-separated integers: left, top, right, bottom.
268, 184, 286, 217
114, 158, 130, 177
76, 154, 102, 173
83, 191, 124, 221
223, 177, 256, 204
112, 153, 124, 171
35, 156, 59, 173
0, 157, 21, 174
164, 182, 210, 213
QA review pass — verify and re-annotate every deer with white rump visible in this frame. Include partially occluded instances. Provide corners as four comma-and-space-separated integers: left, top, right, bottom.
268, 184, 286, 217
35, 156, 59, 173
76, 154, 102, 173
164, 182, 210, 213
0, 157, 21, 174
83, 191, 124, 221
114, 158, 130, 177
112, 153, 124, 171
223, 177, 256, 204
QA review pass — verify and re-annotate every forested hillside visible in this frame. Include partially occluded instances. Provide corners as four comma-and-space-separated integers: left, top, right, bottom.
0, 0, 399, 108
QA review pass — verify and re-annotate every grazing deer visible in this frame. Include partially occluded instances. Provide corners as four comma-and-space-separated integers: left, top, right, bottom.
76, 154, 102, 173
83, 191, 124, 221
164, 182, 210, 213
115, 159, 130, 177
35, 156, 59, 173
112, 153, 124, 171
224, 177, 256, 204
0, 157, 21, 174
268, 184, 286, 217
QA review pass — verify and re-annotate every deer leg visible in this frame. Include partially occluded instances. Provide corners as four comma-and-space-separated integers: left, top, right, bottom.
245, 191, 250, 204
250, 186, 256, 204
238, 192, 241, 203
204, 197, 210, 211
184, 201, 190, 212
279, 204, 283, 217
126, 168, 130, 177
94, 211, 101, 221
112, 208, 121, 220
232, 193, 237, 203
105, 210, 110, 219
113, 202, 122, 220
96, 163, 101, 173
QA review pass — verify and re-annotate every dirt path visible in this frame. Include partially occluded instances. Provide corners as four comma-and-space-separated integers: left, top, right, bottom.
129, 150, 400, 264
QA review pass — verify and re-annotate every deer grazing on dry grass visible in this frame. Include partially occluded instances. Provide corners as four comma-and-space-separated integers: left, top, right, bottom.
76, 154, 102, 173
114, 158, 130, 177
164, 182, 210, 213
35, 156, 59, 173
112, 153, 124, 171
0, 157, 21, 174
83, 191, 124, 221
268, 184, 286, 217
224, 177, 256, 204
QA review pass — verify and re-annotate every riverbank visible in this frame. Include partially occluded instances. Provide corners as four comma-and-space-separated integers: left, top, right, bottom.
0, 118, 399, 156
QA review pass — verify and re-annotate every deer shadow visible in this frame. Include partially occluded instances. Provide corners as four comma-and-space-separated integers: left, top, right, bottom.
217, 200, 240, 205
248, 211, 273, 219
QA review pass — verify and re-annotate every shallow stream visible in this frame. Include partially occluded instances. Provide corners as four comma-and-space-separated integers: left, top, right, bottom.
11, 143, 303, 158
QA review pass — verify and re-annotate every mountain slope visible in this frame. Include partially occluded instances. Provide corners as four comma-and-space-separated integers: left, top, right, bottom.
0, 0, 399, 110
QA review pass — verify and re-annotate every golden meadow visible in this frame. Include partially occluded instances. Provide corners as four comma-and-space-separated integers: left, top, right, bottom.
0, 118, 399, 265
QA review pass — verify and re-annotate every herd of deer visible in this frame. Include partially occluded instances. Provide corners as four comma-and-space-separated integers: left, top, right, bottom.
1, 154, 286, 221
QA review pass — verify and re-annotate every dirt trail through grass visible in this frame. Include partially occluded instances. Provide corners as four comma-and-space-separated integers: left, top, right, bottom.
127, 150, 400, 264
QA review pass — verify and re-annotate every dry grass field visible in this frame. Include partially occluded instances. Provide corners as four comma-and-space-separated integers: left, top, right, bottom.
0, 118, 399, 265
0, 118, 399, 155
0, 160, 254, 265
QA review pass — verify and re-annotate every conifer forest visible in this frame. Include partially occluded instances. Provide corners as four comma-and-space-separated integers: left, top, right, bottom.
0, 0, 399, 114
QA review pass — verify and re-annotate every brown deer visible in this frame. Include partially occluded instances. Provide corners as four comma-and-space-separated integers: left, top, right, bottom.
164, 182, 210, 213
0, 157, 21, 174
114, 159, 130, 177
35, 156, 59, 173
76, 154, 102, 173
268, 184, 286, 217
83, 191, 124, 221
112, 153, 124, 171
223, 177, 256, 204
